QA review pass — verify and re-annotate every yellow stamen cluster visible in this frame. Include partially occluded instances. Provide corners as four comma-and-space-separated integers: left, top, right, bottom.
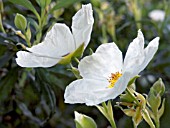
108, 72, 122, 88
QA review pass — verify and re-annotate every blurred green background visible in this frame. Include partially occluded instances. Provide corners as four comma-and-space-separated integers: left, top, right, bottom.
0, 0, 170, 127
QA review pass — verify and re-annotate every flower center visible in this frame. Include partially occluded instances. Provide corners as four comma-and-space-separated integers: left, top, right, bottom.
108, 72, 122, 88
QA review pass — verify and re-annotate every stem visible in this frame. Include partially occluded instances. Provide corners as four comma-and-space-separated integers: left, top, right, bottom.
109, 118, 117, 128
126, 88, 140, 105
155, 115, 160, 128
74, 57, 80, 64
102, 102, 117, 128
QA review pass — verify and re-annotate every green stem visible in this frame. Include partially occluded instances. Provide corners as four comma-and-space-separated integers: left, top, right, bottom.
109, 118, 117, 128
74, 57, 80, 64
101, 102, 117, 128
126, 88, 140, 105
155, 115, 160, 128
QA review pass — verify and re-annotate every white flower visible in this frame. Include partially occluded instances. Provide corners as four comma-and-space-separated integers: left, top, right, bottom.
149, 10, 165, 22
64, 30, 159, 106
16, 4, 94, 67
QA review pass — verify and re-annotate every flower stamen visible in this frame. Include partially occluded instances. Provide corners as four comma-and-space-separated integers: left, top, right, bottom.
108, 72, 122, 88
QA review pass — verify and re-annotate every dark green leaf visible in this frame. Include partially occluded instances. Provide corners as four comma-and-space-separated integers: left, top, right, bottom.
0, 51, 14, 68
9, 0, 40, 20
0, 68, 18, 102
49, 0, 84, 13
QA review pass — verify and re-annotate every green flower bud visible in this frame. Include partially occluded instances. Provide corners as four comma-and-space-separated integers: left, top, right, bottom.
74, 111, 97, 128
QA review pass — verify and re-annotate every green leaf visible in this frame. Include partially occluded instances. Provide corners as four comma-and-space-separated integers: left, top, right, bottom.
14, 13, 27, 31
107, 101, 114, 121
26, 22, 31, 40
68, 64, 82, 79
0, 68, 18, 102
148, 93, 161, 113
0, 13, 5, 33
36, 0, 51, 8
59, 43, 84, 64
120, 93, 135, 103
49, 0, 84, 13
142, 109, 156, 128
158, 98, 165, 118
132, 107, 142, 127
96, 105, 108, 120
151, 78, 165, 96
35, 68, 65, 90
35, 69, 56, 115
9, 0, 40, 21
127, 75, 140, 87
0, 51, 14, 68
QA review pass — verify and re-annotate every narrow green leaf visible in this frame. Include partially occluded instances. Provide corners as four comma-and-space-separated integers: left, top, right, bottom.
35, 69, 56, 115
26, 22, 31, 40
96, 105, 108, 120
0, 51, 14, 68
49, 0, 83, 13
142, 109, 156, 128
107, 101, 114, 121
0, 13, 5, 33
158, 98, 165, 118
0, 68, 18, 102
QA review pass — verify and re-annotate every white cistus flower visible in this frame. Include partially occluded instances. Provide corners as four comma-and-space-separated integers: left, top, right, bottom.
64, 30, 159, 106
149, 9, 165, 22
16, 4, 94, 67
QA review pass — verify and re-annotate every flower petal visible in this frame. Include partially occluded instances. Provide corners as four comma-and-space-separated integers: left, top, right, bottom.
78, 43, 123, 80
27, 23, 75, 57
136, 37, 159, 74
64, 72, 131, 106
64, 79, 109, 105
16, 51, 60, 67
72, 3, 94, 49
123, 30, 145, 75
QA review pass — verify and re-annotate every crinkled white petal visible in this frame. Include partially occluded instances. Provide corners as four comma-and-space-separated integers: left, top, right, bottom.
78, 43, 123, 80
16, 51, 60, 67
149, 10, 165, 22
135, 37, 159, 74
123, 30, 145, 75
72, 3, 94, 49
27, 23, 75, 57
64, 72, 131, 106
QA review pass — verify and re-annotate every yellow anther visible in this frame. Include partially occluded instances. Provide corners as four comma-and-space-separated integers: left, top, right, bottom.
108, 72, 122, 88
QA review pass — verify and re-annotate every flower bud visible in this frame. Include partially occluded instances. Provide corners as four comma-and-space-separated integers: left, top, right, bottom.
74, 111, 97, 128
